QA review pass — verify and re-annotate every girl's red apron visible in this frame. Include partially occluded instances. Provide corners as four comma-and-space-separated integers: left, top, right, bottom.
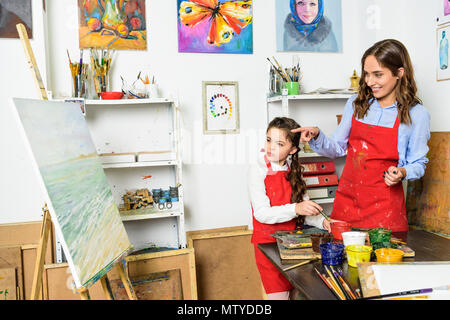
331, 115, 408, 232
251, 155, 296, 294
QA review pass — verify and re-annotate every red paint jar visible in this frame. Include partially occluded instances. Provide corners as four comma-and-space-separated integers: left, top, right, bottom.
331, 221, 352, 240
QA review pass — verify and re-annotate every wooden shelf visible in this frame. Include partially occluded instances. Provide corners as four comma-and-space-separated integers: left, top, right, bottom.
102, 160, 179, 169
267, 93, 354, 103
120, 206, 182, 222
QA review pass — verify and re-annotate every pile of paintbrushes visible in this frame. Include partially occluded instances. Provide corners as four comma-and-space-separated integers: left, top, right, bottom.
90, 49, 115, 96
67, 50, 88, 97
314, 265, 360, 300
267, 56, 301, 83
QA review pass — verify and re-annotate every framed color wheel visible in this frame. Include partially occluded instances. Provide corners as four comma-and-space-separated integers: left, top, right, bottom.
202, 81, 239, 134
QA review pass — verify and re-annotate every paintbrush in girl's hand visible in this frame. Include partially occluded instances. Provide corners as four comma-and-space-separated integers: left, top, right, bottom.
319, 210, 331, 222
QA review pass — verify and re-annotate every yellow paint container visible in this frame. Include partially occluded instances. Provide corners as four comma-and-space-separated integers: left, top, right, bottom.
345, 245, 372, 268
375, 248, 404, 262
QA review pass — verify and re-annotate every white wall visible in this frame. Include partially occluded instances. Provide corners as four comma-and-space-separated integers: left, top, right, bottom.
0, 0, 49, 223
1, 1, 448, 236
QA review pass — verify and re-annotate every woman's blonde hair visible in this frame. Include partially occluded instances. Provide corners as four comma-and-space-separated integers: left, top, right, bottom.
354, 39, 422, 124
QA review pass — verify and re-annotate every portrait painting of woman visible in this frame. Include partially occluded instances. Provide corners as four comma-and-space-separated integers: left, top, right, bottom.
276, 0, 342, 52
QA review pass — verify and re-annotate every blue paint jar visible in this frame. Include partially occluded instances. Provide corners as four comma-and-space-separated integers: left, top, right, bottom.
320, 243, 345, 265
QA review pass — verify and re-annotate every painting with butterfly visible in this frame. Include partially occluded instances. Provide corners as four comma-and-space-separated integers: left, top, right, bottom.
178, 0, 253, 54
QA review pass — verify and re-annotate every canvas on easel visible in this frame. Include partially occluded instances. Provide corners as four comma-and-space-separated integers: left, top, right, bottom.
11, 97, 133, 292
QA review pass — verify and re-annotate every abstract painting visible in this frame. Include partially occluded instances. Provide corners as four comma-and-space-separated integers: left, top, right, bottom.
177, 0, 253, 54
12, 98, 132, 289
275, 0, 342, 52
78, 0, 147, 50
0, 0, 32, 38
202, 81, 239, 134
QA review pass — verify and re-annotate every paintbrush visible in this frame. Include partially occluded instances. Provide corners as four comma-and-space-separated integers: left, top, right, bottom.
326, 265, 351, 300
282, 258, 317, 272
314, 267, 343, 300
267, 58, 288, 82
324, 265, 347, 300
362, 285, 450, 300
78, 50, 83, 76
272, 56, 290, 82
330, 266, 356, 299
319, 210, 331, 222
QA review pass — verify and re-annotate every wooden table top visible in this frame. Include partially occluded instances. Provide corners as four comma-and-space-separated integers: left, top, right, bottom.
257, 229, 450, 300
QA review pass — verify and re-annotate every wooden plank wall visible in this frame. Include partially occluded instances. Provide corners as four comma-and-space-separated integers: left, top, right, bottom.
406, 132, 450, 237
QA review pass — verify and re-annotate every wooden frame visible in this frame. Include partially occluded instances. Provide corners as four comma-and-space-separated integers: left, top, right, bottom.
187, 226, 266, 300
111, 248, 198, 300
202, 81, 240, 134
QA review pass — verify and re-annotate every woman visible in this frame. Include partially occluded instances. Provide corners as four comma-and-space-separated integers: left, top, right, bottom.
293, 39, 430, 233
283, 0, 338, 52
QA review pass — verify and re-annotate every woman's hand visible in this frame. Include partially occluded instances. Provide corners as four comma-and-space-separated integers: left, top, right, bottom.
295, 200, 322, 216
383, 166, 406, 186
291, 127, 319, 143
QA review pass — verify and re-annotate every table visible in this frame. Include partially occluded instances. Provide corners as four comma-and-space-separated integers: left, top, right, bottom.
257, 229, 450, 300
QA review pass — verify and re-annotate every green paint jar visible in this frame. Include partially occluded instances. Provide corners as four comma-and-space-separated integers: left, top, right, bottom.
368, 228, 392, 244
284, 82, 299, 95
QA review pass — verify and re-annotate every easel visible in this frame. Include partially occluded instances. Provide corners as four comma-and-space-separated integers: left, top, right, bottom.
16, 23, 137, 300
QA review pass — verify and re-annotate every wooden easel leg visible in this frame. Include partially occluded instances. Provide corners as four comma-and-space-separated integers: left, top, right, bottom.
100, 276, 114, 300
117, 262, 137, 300
30, 204, 52, 300
79, 289, 91, 300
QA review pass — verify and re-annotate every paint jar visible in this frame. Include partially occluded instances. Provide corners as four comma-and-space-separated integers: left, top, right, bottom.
319, 242, 345, 265
330, 221, 352, 240
345, 245, 372, 268
341, 231, 367, 247
311, 233, 333, 253
375, 248, 404, 263
368, 228, 392, 245
284, 82, 299, 95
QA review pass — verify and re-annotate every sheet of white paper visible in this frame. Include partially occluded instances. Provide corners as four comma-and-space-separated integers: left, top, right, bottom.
372, 264, 450, 295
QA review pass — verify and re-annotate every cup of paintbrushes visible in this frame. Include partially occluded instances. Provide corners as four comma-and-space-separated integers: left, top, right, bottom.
71, 63, 88, 98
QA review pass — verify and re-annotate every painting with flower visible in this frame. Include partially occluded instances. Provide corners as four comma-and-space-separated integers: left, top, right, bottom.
78, 0, 147, 50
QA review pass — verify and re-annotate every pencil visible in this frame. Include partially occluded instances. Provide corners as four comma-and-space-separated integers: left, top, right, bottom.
314, 268, 342, 300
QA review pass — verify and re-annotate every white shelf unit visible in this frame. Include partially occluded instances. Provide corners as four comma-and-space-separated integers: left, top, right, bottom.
266, 93, 354, 122
85, 97, 186, 250
266, 93, 352, 209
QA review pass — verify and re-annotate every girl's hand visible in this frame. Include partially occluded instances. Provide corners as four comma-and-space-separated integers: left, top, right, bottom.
291, 127, 319, 143
322, 218, 340, 233
295, 200, 322, 216
383, 166, 406, 186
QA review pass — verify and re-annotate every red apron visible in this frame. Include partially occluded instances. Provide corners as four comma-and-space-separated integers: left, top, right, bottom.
251, 155, 296, 294
331, 115, 408, 232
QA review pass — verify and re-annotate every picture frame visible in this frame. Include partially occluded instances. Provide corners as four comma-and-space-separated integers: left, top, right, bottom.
202, 81, 240, 134
437, 23, 450, 82
437, 0, 450, 26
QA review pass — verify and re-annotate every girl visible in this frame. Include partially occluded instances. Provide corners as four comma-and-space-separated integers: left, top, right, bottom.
293, 39, 431, 233
248, 117, 332, 300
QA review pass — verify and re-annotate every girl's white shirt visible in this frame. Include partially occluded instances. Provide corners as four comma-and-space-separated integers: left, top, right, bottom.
248, 151, 325, 228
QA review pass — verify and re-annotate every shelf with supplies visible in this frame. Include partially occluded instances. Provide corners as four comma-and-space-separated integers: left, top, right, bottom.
84, 97, 186, 251
267, 93, 354, 103
266, 92, 354, 121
